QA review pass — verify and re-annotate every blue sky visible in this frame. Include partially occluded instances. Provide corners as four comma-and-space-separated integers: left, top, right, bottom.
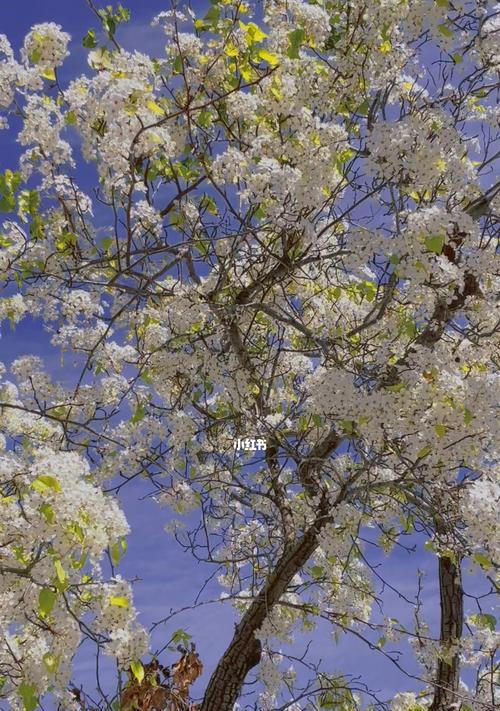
0, 2, 493, 708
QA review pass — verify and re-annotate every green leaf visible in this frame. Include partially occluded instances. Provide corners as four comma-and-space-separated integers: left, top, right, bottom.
65, 110, 77, 125
470, 613, 496, 631
239, 21, 267, 45
40, 503, 55, 524
110, 538, 126, 565
171, 628, 192, 646
42, 652, 59, 674
109, 595, 129, 608
54, 559, 67, 586
463, 408, 473, 425
131, 403, 146, 423
197, 109, 211, 128
437, 23, 454, 38
18, 683, 39, 711
425, 234, 445, 254
82, 29, 98, 49
200, 194, 218, 215
204, 6, 220, 25
287, 28, 305, 59
71, 551, 88, 570
130, 660, 145, 683
39, 587, 57, 617
147, 100, 165, 116
341, 419, 355, 435
356, 98, 370, 116
31, 475, 61, 494
55, 231, 77, 252
434, 423, 447, 438
473, 552, 492, 571
0, 169, 22, 213
310, 565, 324, 579
117, 4, 131, 22
172, 54, 183, 74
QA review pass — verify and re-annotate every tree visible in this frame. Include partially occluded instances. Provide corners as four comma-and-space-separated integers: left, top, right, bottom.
0, 1, 498, 710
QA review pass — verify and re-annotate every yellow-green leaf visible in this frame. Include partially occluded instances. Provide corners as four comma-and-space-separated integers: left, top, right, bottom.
425, 234, 445, 254
147, 100, 165, 116
54, 559, 66, 585
473, 552, 492, 570
18, 683, 38, 711
470, 613, 496, 631
434, 423, 447, 438
109, 595, 129, 608
463, 408, 474, 425
239, 20, 267, 45
41, 68, 56, 81
31, 475, 61, 494
43, 652, 59, 674
130, 660, 145, 683
39, 587, 57, 617
258, 49, 279, 67
287, 28, 305, 59
437, 23, 454, 37
224, 42, 239, 57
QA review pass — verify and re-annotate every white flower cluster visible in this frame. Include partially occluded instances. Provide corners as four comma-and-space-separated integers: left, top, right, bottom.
18, 95, 73, 173
61, 289, 103, 323
22, 23, 70, 70
258, 651, 287, 709
94, 577, 149, 667
461, 476, 500, 557
157, 480, 199, 514
0, 432, 138, 705
366, 111, 476, 195
64, 49, 186, 192
0, 294, 28, 327
264, 0, 330, 49
132, 200, 163, 237
478, 8, 500, 72
212, 107, 347, 218
0, 34, 18, 109
391, 692, 424, 711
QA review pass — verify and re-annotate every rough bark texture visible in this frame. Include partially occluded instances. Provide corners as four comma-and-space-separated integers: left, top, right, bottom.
429, 552, 464, 711
200, 431, 342, 711
199, 519, 326, 711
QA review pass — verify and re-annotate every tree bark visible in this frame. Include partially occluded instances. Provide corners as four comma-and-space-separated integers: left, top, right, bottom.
200, 428, 343, 711
199, 508, 330, 711
429, 551, 463, 711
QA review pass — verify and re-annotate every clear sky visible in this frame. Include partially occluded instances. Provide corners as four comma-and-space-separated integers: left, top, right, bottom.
0, 2, 486, 708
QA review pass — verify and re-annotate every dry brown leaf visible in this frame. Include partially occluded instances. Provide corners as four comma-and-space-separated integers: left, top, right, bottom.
120, 650, 203, 711
172, 651, 203, 699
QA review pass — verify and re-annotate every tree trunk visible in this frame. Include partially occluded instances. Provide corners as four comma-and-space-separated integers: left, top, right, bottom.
200, 430, 341, 711
429, 551, 463, 711
199, 516, 326, 711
